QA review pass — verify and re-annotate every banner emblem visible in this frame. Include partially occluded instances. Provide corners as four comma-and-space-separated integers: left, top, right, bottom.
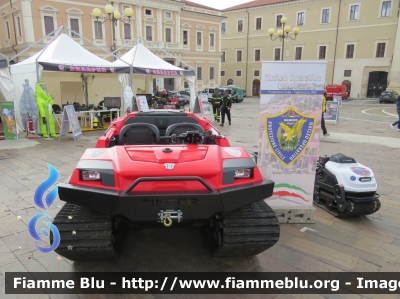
265, 106, 316, 166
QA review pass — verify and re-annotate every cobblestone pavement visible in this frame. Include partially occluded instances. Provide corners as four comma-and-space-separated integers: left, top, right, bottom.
1, 98, 400, 299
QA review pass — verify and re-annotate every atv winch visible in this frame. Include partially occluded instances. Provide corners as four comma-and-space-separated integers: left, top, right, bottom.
313, 153, 381, 217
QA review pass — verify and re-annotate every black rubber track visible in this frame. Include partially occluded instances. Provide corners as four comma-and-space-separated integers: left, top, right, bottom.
51, 203, 124, 261
207, 200, 280, 257
314, 190, 381, 218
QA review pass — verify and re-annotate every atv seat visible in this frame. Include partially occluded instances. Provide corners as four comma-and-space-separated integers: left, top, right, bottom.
165, 123, 205, 137
119, 123, 160, 145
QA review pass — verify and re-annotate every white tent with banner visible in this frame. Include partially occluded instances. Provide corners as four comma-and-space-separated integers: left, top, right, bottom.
110, 39, 196, 112
10, 27, 128, 130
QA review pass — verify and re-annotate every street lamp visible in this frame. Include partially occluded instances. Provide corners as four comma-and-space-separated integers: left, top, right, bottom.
92, 0, 134, 53
268, 17, 300, 61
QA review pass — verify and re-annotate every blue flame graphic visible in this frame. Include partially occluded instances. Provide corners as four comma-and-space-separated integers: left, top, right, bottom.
28, 213, 60, 253
34, 163, 59, 210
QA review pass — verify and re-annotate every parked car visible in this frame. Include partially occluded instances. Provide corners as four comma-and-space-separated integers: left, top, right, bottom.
379, 90, 398, 103
173, 92, 190, 105
325, 85, 348, 101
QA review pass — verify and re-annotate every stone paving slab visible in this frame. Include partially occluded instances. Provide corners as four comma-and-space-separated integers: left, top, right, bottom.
1, 100, 400, 299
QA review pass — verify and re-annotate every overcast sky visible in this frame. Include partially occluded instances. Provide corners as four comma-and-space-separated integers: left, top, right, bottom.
188, 0, 254, 10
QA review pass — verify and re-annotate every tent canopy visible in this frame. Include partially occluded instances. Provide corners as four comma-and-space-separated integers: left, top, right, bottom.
14, 33, 124, 74
112, 43, 195, 76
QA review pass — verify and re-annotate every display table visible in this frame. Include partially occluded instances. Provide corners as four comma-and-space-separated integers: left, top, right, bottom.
88, 109, 120, 129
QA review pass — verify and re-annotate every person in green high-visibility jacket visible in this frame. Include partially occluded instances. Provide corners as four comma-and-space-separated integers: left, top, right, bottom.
36, 82, 58, 138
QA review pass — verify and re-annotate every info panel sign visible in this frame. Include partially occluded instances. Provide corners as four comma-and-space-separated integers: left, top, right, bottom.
258, 61, 327, 207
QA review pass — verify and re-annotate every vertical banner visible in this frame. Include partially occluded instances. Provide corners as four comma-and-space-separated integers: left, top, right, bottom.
198, 94, 212, 115
0, 101, 18, 140
136, 95, 149, 111
258, 61, 327, 207
59, 105, 82, 138
324, 101, 339, 124
333, 95, 343, 108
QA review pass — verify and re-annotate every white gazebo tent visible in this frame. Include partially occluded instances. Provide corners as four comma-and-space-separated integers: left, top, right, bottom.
0, 54, 13, 103
10, 28, 128, 129
111, 39, 196, 111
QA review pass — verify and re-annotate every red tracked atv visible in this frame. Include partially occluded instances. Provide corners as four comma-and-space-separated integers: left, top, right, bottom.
52, 110, 279, 261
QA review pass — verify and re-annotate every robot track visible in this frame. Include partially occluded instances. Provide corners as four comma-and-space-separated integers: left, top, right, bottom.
51, 203, 124, 261
314, 190, 381, 218
206, 200, 280, 257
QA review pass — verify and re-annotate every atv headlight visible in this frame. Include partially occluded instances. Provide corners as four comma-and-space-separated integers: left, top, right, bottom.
81, 170, 101, 180
234, 168, 251, 178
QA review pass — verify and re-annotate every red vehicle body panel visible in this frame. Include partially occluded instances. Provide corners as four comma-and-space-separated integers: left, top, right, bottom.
325, 85, 348, 100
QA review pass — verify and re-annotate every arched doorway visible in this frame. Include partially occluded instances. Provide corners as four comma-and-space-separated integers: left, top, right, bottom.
252, 79, 260, 96
367, 71, 388, 97
342, 80, 351, 96
227, 79, 234, 85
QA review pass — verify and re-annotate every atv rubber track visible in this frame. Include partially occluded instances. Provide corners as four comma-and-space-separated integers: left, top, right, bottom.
207, 200, 280, 257
51, 203, 124, 261
314, 190, 381, 218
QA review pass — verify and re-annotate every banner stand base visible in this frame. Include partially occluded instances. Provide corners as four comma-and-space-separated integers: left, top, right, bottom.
271, 206, 316, 224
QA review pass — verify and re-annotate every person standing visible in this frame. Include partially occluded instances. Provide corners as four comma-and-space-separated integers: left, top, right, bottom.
390, 94, 400, 131
211, 89, 221, 122
220, 90, 232, 126
321, 93, 330, 136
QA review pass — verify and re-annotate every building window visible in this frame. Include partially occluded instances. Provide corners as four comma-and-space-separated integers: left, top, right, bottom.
183, 30, 188, 45
210, 33, 214, 47
319, 46, 326, 59
350, 5, 359, 20
210, 67, 215, 80
381, 1, 391, 17
346, 44, 354, 58
237, 50, 242, 62
44, 16, 55, 35
16, 16, 22, 37
344, 70, 352, 77
236, 70, 242, 77
221, 71, 225, 76
322, 9, 330, 23
165, 11, 171, 18
145, 9, 152, 16
238, 20, 243, 32
197, 67, 202, 80
255, 49, 260, 61
276, 15, 283, 28
221, 22, 226, 34
165, 28, 171, 42
376, 43, 385, 57
5, 21, 10, 39
146, 26, 152, 41
274, 48, 281, 61
254, 70, 260, 76
94, 20, 102, 39
295, 47, 302, 60
197, 32, 202, 46
70, 18, 79, 37
256, 17, 262, 30
222, 51, 226, 62
124, 23, 131, 39
297, 12, 305, 26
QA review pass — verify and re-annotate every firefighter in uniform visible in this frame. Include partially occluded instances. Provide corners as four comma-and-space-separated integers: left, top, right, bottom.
220, 90, 232, 126
97, 100, 110, 122
211, 89, 221, 122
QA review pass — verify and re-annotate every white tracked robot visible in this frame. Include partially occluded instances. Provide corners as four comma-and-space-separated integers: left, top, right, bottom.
313, 153, 381, 217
